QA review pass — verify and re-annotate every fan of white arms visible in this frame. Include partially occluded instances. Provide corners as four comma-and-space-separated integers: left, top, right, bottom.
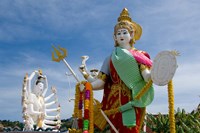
22, 70, 61, 131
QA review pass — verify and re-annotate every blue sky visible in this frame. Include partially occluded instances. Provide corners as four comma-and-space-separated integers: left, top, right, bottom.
0, 0, 200, 121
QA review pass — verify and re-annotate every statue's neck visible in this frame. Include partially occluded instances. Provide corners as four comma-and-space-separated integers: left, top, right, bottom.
131, 47, 136, 50
119, 44, 132, 50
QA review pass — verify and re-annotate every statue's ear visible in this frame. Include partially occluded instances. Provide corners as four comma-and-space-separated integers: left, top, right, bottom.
130, 32, 134, 39
113, 34, 117, 41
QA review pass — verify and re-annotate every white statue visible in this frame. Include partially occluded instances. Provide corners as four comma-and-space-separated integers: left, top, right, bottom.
22, 70, 61, 131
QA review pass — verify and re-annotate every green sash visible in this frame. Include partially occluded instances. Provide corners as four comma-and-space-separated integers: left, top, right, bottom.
111, 47, 154, 127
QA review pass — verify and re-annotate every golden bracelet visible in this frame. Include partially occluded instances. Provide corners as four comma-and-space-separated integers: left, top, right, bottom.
140, 64, 150, 72
97, 72, 108, 82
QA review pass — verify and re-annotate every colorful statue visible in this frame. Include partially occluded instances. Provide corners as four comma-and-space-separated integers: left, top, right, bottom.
52, 8, 178, 133
21, 70, 61, 131
80, 8, 154, 133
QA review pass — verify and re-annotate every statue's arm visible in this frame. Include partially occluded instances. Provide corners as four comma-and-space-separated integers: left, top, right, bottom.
91, 56, 110, 90
27, 72, 35, 93
44, 86, 56, 102
28, 104, 42, 115
45, 93, 54, 102
86, 75, 97, 82
139, 51, 152, 82
79, 56, 109, 91
91, 79, 105, 90
45, 113, 60, 120
42, 75, 48, 97
27, 71, 39, 93
43, 119, 59, 125
46, 106, 60, 113
79, 67, 97, 82
91, 72, 107, 90
140, 64, 151, 82
79, 65, 96, 82
45, 98, 57, 108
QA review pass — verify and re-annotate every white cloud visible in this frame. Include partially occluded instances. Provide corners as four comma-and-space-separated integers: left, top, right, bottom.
138, 0, 200, 55
0, 0, 118, 43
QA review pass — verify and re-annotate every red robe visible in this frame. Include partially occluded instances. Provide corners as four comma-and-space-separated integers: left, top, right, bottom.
101, 49, 152, 133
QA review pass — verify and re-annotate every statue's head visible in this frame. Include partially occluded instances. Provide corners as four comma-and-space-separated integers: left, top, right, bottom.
33, 76, 44, 96
114, 8, 142, 48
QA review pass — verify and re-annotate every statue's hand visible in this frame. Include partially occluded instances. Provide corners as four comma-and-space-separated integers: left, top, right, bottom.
51, 86, 57, 94
56, 114, 60, 119
57, 106, 61, 112
54, 97, 58, 103
56, 120, 61, 125
57, 104, 61, 112
34, 70, 38, 73
79, 65, 86, 72
170, 50, 180, 56
79, 83, 85, 92
43, 75, 47, 79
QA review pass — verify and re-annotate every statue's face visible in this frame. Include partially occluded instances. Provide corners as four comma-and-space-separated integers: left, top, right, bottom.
34, 82, 44, 96
115, 28, 133, 48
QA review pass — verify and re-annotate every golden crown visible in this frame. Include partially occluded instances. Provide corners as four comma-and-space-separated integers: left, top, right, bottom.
118, 8, 132, 22
38, 69, 43, 75
117, 8, 142, 41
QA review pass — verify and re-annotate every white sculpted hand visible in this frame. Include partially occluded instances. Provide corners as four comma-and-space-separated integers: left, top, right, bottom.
79, 65, 86, 72
51, 86, 57, 94
79, 84, 85, 92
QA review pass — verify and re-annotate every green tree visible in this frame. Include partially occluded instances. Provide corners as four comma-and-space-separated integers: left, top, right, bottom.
146, 107, 200, 133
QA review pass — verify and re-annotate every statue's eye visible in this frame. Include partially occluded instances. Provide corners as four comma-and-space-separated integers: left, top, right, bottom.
117, 32, 121, 35
123, 31, 127, 34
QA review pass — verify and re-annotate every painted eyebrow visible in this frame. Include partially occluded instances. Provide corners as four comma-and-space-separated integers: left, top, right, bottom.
117, 29, 128, 32
122, 30, 128, 32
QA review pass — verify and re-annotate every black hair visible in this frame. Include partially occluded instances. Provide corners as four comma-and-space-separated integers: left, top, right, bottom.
36, 76, 43, 85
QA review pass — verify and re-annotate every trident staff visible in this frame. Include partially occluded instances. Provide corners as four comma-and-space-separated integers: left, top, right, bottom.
52, 45, 80, 83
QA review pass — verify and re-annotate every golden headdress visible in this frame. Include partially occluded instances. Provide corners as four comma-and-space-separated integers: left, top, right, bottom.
117, 8, 142, 41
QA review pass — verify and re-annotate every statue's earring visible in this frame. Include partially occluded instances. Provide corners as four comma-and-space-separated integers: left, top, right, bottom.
130, 32, 134, 39
113, 34, 117, 41
113, 35, 118, 47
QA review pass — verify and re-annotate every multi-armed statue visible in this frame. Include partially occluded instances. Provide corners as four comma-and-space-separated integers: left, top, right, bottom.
21, 70, 61, 131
